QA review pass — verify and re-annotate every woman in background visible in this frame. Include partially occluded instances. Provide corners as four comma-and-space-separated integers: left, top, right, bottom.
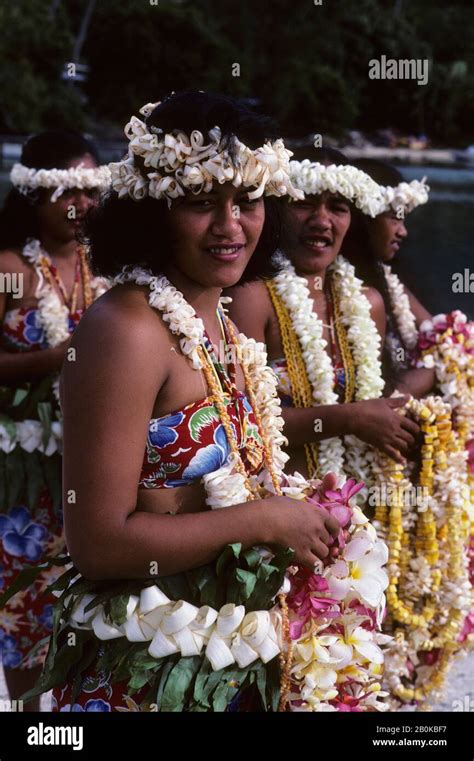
0, 131, 109, 709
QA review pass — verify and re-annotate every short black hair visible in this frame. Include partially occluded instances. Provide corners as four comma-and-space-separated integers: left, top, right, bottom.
0, 131, 100, 250
353, 158, 403, 187
85, 90, 283, 283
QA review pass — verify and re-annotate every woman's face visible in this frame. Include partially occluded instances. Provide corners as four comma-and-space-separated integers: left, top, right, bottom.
165, 182, 265, 289
36, 154, 100, 244
283, 191, 351, 276
367, 211, 408, 262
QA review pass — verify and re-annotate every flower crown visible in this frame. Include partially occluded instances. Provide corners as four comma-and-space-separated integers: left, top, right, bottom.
10, 162, 112, 203
378, 178, 429, 215
288, 159, 386, 217
109, 101, 304, 205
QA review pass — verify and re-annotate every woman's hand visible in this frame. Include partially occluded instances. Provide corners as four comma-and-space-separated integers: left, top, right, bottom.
348, 396, 420, 463
267, 495, 340, 569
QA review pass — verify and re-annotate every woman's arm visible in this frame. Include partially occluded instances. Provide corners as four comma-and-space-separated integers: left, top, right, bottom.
392, 284, 435, 396
404, 284, 432, 326
0, 344, 69, 383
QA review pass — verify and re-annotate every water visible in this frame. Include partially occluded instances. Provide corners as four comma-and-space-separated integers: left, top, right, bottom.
1, 162, 472, 319
394, 165, 473, 319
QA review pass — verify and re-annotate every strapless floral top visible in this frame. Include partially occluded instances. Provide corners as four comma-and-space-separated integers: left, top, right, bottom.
138, 312, 265, 489
1, 306, 83, 352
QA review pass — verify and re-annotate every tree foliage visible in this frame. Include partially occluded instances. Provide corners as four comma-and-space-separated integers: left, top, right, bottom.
1, 0, 473, 143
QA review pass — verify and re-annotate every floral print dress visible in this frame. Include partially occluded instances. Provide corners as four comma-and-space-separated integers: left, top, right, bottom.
0, 306, 83, 671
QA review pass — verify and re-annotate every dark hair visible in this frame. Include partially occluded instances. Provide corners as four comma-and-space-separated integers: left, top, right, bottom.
353, 158, 403, 188
341, 159, 407, 390
86, 90, 282, 283
0, 131, 100, 250
289, 145, 349, 166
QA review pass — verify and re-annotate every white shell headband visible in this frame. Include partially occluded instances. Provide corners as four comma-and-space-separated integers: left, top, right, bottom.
288, 159, 386, 217
10, 162, 112, 203
109, 101, 304, 205
378, 177, 429, 215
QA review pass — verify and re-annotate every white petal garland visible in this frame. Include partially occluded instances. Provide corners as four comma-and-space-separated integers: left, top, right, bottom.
378, 178, 430, 216
383, 264, 418, 352
10, 163, 111, 203
271, 255, 384, 485
109, 101, 303, 206
288, 160, 386, 217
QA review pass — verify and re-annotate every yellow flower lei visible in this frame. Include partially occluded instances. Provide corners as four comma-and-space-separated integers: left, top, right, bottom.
374, 396, 472, 706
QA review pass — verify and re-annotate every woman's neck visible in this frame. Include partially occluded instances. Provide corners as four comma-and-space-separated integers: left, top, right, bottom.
163, 265, 223, 324
39, 235, 78, 260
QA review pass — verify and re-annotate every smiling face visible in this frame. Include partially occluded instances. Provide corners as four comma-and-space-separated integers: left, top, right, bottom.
283, 191, 352, 276
367, 211, 408, 262
163, 182, 265, 289
36, 154, 100, 244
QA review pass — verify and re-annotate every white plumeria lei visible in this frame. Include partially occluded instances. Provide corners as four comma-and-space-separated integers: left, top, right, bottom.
378, 178, 429, 216
10, 163, 111, 203
109, 101, 304, 206
383, 265, 418, 352
60, 265, 390, 710
0, 240, 109, 456
272, 255, 384, 488
288, 160, 386, 217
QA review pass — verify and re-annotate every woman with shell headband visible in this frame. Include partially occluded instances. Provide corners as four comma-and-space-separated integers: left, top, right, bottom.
0, 131, 110, 709
228, 148, 421, 484
11, 93, 393, 714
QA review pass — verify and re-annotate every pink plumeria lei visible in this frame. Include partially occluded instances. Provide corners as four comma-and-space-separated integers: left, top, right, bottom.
283, 477, 391, 712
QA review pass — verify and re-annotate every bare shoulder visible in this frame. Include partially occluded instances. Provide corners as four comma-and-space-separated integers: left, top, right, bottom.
63, 284, 170, 393
363, 285, 385, 313
72, 283, 169, 351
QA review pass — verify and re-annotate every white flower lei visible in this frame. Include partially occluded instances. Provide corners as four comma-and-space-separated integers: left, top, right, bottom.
383, 264, 418, 351
22, 238, 109, 348
289, 160, 386, 217
272, 255, 384, 485
10, 163, 111, 203
109, 101, 304, 205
